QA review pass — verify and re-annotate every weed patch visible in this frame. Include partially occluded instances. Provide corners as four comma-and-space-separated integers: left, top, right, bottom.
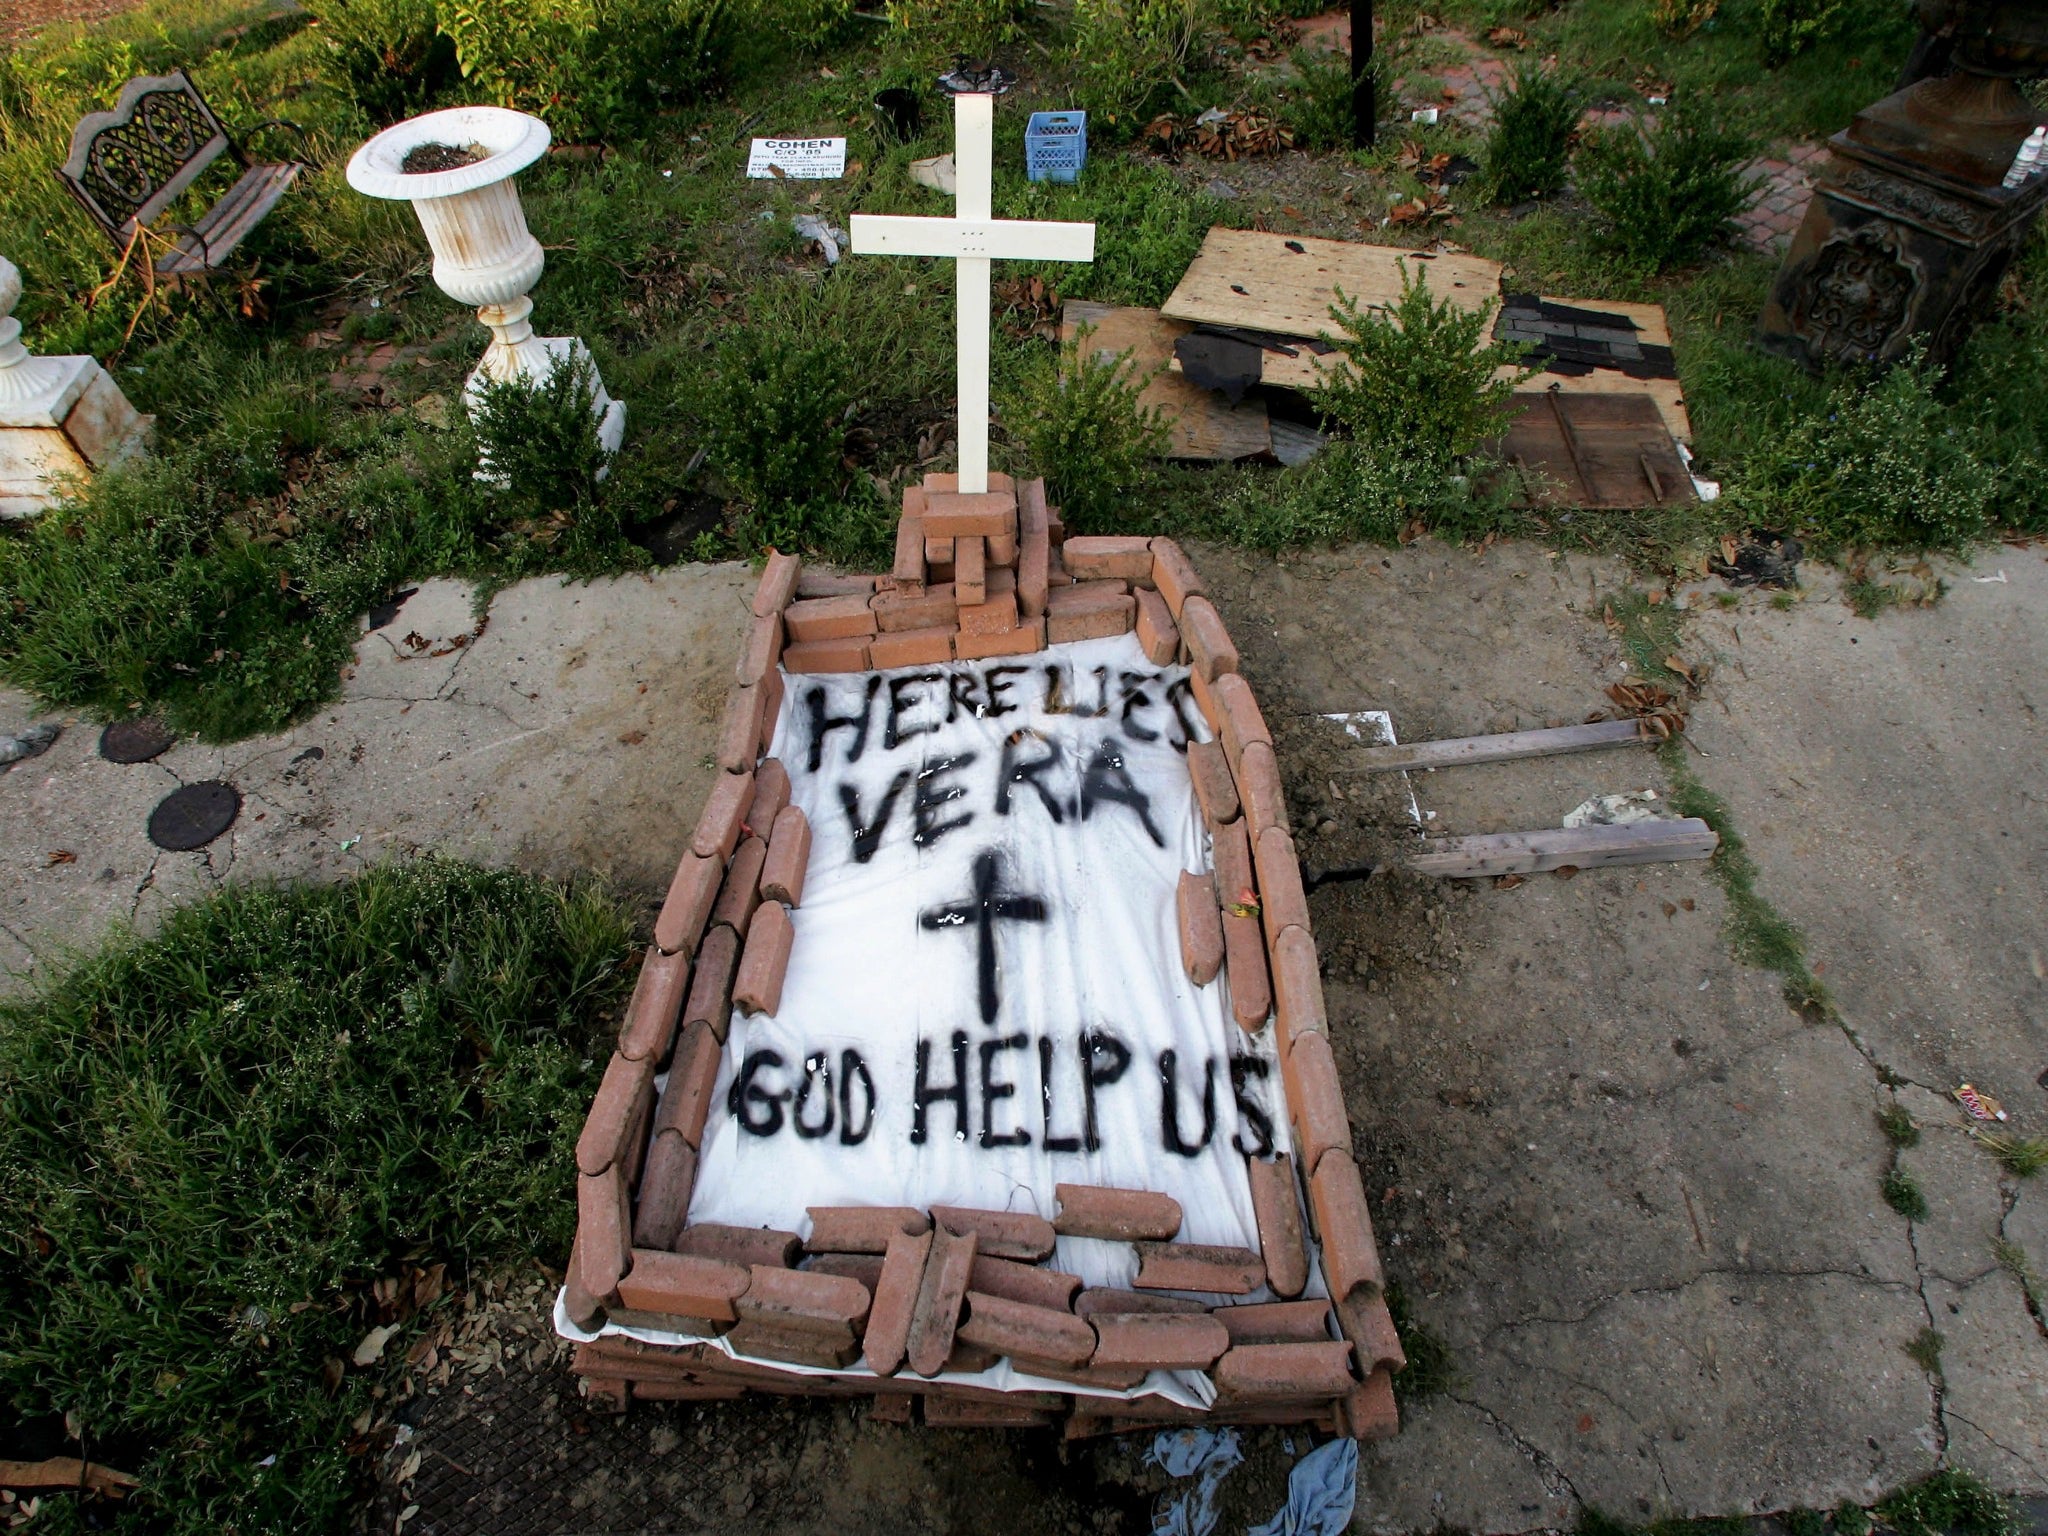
1902, 1325, 1943, 1375
1877, 1103, 1919, 1148
1882, 1165, 1928, 1221
1384, 1283, 1456, 1405
1875, 1470, 2016, 1536
1979, 1133, 2048, 1179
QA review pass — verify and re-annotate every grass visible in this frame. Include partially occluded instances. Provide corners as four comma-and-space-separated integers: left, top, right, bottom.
1902, 1325, 1942, 1375
1876, 1103, 1918, 1149
1384, 1282, 1456, 1405
1979, 1133, 2048, 1179
1881, 1165, 1928, 1222
1577, 1473, 2014, 1536
0, 860, 635, 1535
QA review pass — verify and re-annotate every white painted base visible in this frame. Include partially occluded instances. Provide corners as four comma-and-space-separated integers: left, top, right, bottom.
464, 334, 625, 485
0, 359, 151, 518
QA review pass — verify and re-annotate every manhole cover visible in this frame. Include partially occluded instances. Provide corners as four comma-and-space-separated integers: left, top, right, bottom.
147, 782, 240, 851
100, 718, 175, 763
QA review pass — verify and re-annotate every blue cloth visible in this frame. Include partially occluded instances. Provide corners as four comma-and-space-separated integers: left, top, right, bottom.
1247, 1439, 1359, 1536
1147, 1427, 1244, 1536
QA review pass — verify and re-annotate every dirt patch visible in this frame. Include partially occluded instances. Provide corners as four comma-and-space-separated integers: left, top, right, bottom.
0, 0, 144, 49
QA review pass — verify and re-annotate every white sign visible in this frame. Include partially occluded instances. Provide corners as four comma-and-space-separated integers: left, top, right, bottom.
747, 137, 847, 179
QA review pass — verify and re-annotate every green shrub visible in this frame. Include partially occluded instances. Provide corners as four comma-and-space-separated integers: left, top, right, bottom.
1758, 0, 1848, 63
0, 860, 632, 1536
436, 0, 733, 143
299, 0, 454, 121
1280, 44, 1392, 153
699, 313, 857, 542
1575, 105, 1756, 272
1311, 266, 1530, 462
1727, 353, 1998, 553
469, 348, 635, 574
1071, 0, 1208, 129
1482, 62, 1581, 204
1217, 439, 1512, 548
885, 0, 1035, 60
1651, 0, 1719, 37
1005, 327, 1169, 529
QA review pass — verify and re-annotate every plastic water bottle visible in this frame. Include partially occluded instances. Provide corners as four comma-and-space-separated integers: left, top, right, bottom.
2004, 125, 2047, 189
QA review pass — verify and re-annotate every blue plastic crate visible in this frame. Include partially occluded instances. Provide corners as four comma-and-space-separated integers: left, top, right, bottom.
1025, 111, 1087, 183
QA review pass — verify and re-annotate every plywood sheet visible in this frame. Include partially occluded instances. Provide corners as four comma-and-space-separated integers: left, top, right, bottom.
1159, 228, 1505, 339
1061, 301, 1272, 463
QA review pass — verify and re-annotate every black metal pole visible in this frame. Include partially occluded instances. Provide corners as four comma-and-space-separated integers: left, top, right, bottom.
1350, 0, 1375, 149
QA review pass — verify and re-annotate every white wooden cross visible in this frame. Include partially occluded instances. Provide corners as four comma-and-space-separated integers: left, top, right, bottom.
850, 92, 1095, 495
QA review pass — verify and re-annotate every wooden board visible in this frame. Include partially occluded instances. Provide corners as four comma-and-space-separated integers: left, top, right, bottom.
1159, 228, 1506, 340
1491, 392, 1698, 510
1061, 301, 1272, 463
1407, 818, 1718, 878
1342, 718, 1648, 774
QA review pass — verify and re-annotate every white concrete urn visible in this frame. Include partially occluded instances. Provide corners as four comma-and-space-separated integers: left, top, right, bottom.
344, 106, 624, 459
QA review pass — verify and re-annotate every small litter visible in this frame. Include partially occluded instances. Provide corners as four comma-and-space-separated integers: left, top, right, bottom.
1562, 789, 1668, 828
1410, 106, 1440, 126
1973, 569, 2009, 584
909, 153, 956, 194
1711, 533, 1801, 589
147, 781, 241, 852
792, 212, 850, 265
1147, 1427, 1244, 1536
0, 720, 60, 771
99, 717, 173, 763
1025, 110, 1087, 183
1248, 1437, 1359, 1536
1954, 1083, 2009, 1123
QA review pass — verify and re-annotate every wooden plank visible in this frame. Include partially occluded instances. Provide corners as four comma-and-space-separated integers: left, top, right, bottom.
1406, 819, 1718, 878
1061, 301, 1271, 463
1158, 228, 1505, 340
1492, 393, 1697, 510
1344, 718, 1648, 774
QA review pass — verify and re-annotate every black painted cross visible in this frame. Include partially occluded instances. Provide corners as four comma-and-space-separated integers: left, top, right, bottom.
919, 849, 1047, 1024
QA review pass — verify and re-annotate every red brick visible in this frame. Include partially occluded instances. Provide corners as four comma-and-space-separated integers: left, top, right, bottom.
959, 592, 1019, 635
1212, 1341, 1356, 1401
1246, 1154, 1310, 1301
954, 618, 1044, 659
1284, 1031, 1350, 1180
785, 593, 878, 643
561, 1236, 605, 1329
1009, 1356, 1148, 1391
955, 534, 987, 605
1188, 665, 1221, 735
674, 1222, 802, 1268
923, 489, 1018, 537
988, 529, 1019, 565
1223, 913, 1272, 1031
631, 1129, 697, 1249
1333, 1291, 1407, 1376
1134, 587, 1179, 665
654, 1019, 722, 1147
738, 1264, 871, 1337
1236, 741, 1288, 844
924, 534, 955, 565
577, 1167, 632, 1302
805, 1206, 930, 1255
872, 581, 958, 633
621, 1066, 657, 1187
632, 1380, 744, 1402
1063, 535, 1153, 582
782, 637, 870, 673
1309, 1153, 1384, 1304
1271, 924, 1327, 1045
968, 1255, 1083, 1312
906, 1223, 977, 1376
733, 900, 794, 1016
617, 1248, 748, 1320
1212, 813, 1255, 914
923, 1396, 1058, 1428
1054, 1183, 1183, 1241
715, 684, 765, 774
1213, 674, 1271, 774
1214, 1298, 1331, 1345
1018, 480, 1051, 617
869, 627, 955, 668
752, 550, 802, 616
863, 1227, 932, 1374
735, 611, 783, 685
691, 768, 755, 862
618, 945, 689, 1063
708, 835, 767, 934
945, 1340, 1001, 1375
957, 1291, 1096, 1366
1132, 1242, 1265, 1295
1045, 544, 1070, 588
1340, 1366, 1400, 1442
726, 1321, 859, 1369
932, 1205, 1056, 1261
1074, 1288, 1208, 1318
681, 922, 740, 1039
759, 806, 811, 907
805, 1253, 886, 1290
1150, 538, 1205, 617
757, 669, 783, 757
1255, 826, 1311, 944
1178, 870, 1224, 987
1089, 1312, 1229, 1370
1046, 578, 1129, 614
1178, 595, 1239, 682
799, 569, 878, 599
578, 1051, 656, 1175
892, 502, 926, 587
746, 759, 790, 839
1190, 740, 1241, 826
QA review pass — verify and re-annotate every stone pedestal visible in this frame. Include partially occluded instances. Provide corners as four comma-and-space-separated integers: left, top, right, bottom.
1758, 74, 2048, 372
0, 258, 151, 518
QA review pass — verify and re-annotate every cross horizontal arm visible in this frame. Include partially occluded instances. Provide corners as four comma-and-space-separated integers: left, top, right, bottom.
850, 213, 1097, 264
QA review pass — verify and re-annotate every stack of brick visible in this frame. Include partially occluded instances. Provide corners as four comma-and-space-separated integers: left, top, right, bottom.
567, 512, 1401, 1440
770, 471, 1179, 673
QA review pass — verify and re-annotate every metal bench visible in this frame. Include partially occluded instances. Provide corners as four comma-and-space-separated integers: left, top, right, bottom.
55, 71, 308, 282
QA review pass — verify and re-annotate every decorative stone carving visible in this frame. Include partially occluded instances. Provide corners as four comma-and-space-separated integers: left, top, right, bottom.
1786, 226, 1921, 367
344, 107, 624, 466
0, 256, 152, 518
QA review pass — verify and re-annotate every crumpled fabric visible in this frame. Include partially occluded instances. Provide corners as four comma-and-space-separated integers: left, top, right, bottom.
1147, 1427, 1244, 1536
1248, 1438, 1359, 1536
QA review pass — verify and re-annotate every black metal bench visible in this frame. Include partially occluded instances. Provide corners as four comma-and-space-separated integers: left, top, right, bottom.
55, 71, 308, 281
